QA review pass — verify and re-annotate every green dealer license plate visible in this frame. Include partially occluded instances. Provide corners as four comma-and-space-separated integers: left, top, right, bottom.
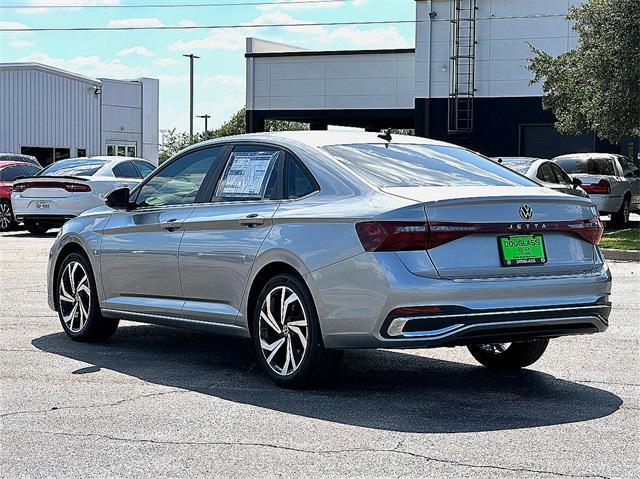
498, 234, 547, 266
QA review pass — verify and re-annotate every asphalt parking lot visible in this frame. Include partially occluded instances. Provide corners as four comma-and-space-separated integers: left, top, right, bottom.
0, 230, 638, 479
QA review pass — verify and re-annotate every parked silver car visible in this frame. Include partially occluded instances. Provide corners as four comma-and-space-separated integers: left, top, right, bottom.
553, 153, 640, 225
496, 157, 588, 198
47, 132, 611, 387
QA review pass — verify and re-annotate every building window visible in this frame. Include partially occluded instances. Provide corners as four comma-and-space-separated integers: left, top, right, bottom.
106, 143, 137, 157
21, 146, 70, 166
77, 148, 87, 157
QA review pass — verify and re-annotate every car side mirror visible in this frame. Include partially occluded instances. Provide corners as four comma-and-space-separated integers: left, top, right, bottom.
572, 177, 582, 188
105, 187, 132, 210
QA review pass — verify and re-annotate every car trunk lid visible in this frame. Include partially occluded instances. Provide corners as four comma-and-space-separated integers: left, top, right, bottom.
12, 176, 91, 198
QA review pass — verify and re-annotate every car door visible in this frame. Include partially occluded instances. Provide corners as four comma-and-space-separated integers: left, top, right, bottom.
178, 143, 283, 327
617, 156, 640, 210
100, 146, 225, 317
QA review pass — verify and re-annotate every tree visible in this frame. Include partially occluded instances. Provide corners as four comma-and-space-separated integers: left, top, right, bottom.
528, 0, 640, 143
159, 108, 309, 162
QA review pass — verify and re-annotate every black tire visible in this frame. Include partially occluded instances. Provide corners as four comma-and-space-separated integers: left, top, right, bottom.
611, 197, 630, 226
24, 220, 49, 235
0, 200, 15, 232
467, 339, 549, 370
56, 252, 119, 342
252, 273, 342, 388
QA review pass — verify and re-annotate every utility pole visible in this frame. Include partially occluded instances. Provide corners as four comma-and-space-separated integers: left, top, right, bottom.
197, 114, 211, 139
183, 53, 200, 139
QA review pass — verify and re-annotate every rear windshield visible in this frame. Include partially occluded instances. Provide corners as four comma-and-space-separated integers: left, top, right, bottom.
554, 157, 616, 175
499, 159, 534, 174
38, 159, 106, 177
322, 144, 535, 187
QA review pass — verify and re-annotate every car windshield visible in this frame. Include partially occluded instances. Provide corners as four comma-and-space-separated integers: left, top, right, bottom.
322, 144, 535, 187
499, 158, 535, 174
37, 159, 107, 177
554, 157, 616, 175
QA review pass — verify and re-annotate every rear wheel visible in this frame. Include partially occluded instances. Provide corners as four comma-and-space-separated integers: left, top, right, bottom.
467, 339, 549, 370
0, 200, 14, 232
252, 273, 342, 388
24, 220, 49, 235
56, 252, 119, 341
611, 197, 630, 226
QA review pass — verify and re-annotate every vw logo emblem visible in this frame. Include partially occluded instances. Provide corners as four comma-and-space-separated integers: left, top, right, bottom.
519, 204, 533, 220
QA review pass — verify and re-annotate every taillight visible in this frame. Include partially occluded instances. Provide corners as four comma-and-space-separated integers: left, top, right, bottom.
355, 217, 605, 252
10, 181, 90, 193
582, 179, 611, 195
355, 221, 427, 251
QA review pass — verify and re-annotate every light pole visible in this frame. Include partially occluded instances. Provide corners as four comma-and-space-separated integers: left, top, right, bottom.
197, 114, 211, 139
183, 53, 200, 139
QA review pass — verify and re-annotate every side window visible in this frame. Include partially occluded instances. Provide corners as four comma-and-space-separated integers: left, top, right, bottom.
21, 165, 42, 177
133, 161, 155, 178
618, 157, 638, 178
214, 145, 280, 201
113, 161, 140, 179
135, 147, 223, 207
550, 163, 571, 185
536, 163, 556, 183
1, 165, 26, 182
285, 153, 317, 199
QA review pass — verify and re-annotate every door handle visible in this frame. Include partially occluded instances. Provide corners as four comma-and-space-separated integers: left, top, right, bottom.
239, 213, 265, 227
160, 219, 183, 231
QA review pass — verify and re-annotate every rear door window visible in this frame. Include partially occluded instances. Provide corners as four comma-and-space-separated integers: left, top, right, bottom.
214, 145, 281, 201
113, 161, 140, 179
536, 163, 557, 183
550, 163, 572, 185
133, 161, 155, 178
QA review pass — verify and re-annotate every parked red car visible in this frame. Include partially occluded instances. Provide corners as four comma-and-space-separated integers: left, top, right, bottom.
0, 161, 42, 231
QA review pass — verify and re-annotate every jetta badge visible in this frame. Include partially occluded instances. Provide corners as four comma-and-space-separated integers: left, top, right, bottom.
519, 204, 533, 220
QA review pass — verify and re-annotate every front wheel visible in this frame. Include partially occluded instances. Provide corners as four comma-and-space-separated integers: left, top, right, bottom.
56, 252, 119, 341
0, 200, 15, 232
467, 339, 549, 370
252, 273, 342, 388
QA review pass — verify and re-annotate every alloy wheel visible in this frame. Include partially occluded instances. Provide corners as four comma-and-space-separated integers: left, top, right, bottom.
478, 342, 512, 355
59, 261, 91, 333
0, 202, 12, 231
259, 286, 308, 376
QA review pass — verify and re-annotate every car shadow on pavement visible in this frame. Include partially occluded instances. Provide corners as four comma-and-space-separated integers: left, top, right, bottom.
32, 324, 622, 434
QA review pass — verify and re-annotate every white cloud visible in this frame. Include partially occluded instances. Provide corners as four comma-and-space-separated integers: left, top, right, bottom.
156, 74, 189, 85
326, 25, 411, 48
177, 20, 198, 27
18, 51, 150, 78
169, 28, 247, 52
117, 46, 156, 57
0, 21, 30, 30
107, 17, 164, 28
16, 0, 120, 15
258, 0, 366, 11
8, 39, 35, 49
1, 21, 34, 50
201, 74, 244, 88
153, 57, 181, 67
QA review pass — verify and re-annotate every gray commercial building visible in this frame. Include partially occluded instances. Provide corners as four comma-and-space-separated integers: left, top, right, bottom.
245, 0, 638, 162
0, 62, 159, 165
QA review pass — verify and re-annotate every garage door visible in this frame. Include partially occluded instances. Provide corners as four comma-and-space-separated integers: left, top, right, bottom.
520, 124, 595, 158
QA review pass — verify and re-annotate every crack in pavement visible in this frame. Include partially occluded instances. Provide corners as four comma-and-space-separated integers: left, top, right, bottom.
16, 431, 611, 479
575, 379, 640, 387
0, 390, 184, 419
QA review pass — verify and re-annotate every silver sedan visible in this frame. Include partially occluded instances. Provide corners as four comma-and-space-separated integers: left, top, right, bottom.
47, 132, 611, 387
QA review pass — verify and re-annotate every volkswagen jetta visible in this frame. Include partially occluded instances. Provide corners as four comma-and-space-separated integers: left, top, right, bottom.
47, 132, 611, 387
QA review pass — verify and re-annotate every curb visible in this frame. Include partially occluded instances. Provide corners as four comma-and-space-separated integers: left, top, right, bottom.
601, 248, 640, 262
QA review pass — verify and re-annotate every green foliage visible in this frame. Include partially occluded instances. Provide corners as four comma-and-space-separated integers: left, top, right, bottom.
159, 107, 309, 162
528, 0, 640, 143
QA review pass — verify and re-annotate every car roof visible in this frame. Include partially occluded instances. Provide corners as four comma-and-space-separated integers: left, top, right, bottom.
499, 157, 545, 163
184, 131, 455, 153
553, 153, 618, 160
48, 156, 150, 166
0, 160, 35, 168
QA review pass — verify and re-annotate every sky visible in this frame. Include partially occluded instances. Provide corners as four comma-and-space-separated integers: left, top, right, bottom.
0, 0, 416, 133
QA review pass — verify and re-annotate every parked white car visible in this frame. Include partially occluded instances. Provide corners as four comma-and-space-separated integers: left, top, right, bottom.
496, 157, 588, 198
553, 153, 640, 225
12, 156, 155, 234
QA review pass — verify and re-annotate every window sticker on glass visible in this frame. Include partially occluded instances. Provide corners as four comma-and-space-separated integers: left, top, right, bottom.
217, 151, 278, 199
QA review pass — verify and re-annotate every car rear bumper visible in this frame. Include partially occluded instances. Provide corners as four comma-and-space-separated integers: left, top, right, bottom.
16, 214, 74, 228
11, 193, 95, 219
308, 252, 612, 349
589, 194, 622, 214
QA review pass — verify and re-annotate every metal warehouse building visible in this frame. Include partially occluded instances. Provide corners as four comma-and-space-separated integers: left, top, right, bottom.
245, 0, 638, 162
0, 62, 159, 165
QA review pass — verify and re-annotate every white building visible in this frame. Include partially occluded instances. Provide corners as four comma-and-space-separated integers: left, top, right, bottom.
0, 62, 159, 165
245, 0, 638, 161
